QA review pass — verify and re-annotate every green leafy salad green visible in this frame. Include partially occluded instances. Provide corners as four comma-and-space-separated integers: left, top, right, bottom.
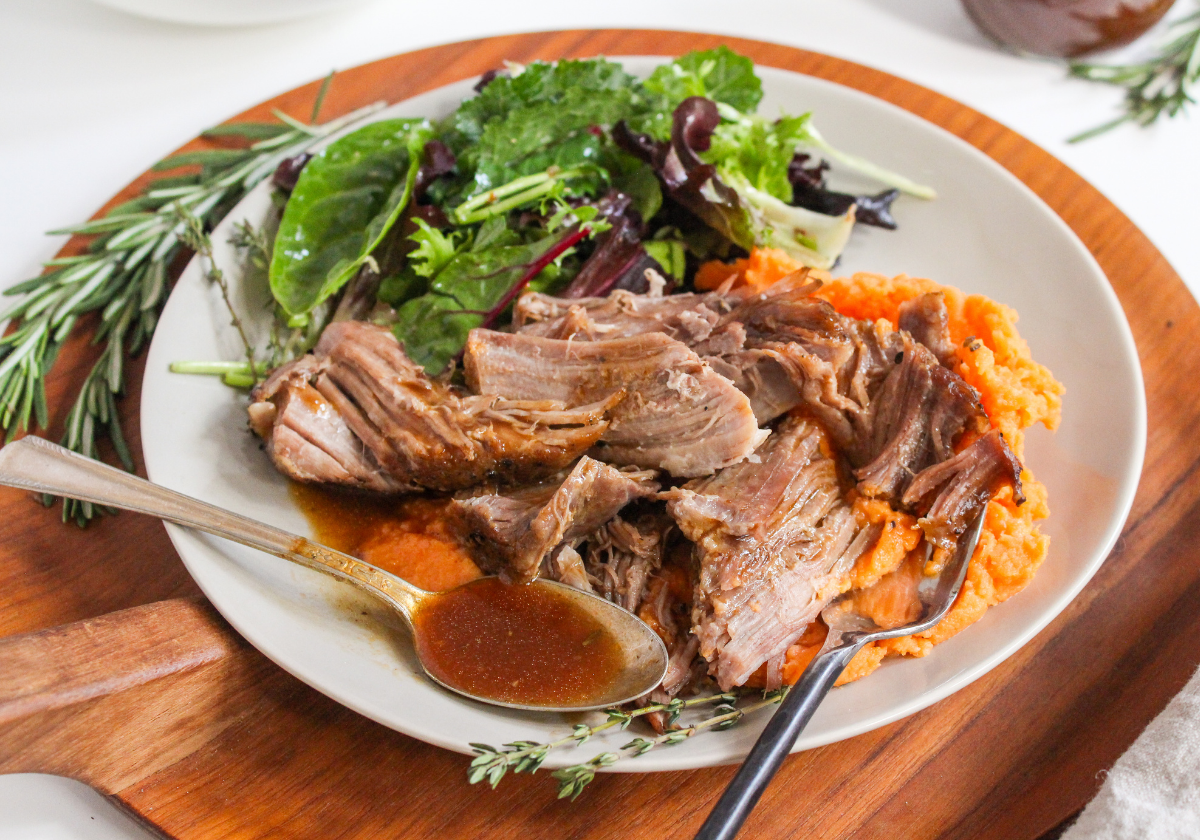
214, 47, 933, 381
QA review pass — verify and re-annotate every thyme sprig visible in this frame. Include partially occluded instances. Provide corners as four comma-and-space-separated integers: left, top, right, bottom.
175, 203, 258, 383
468, 688, 790, 800
1069, 7, 1200, 142
1, 74, 382, 523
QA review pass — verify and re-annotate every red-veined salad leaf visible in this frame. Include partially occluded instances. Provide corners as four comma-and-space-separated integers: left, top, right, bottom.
789, 154, 900, 229
390, 222, 592, 374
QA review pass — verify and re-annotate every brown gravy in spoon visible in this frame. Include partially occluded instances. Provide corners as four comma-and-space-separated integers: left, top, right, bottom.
415, 578, 625, 706
292, 483, 626, 706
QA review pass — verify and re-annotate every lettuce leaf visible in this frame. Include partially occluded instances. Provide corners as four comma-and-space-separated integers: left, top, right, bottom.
722, 172, 855, 269
269, 118, 433, 320
640, 47, 763, 135
705, 113, 811, 203
391, 227, 580, 374
449, 59, 641, 148
444, 59, 646, 198
408, 218, 464, 278
467, 87, 637, 193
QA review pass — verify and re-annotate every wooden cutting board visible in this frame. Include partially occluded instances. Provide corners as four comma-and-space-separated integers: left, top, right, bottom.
1, 29, 1196, 840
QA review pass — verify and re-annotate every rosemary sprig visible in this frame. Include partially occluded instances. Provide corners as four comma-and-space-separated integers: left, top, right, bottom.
1069, 7, 1200, 142
1, 74, 383, 523
467, 688, 790, 800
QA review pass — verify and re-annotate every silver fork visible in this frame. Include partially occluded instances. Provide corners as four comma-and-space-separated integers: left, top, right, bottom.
694, 509, 987, 840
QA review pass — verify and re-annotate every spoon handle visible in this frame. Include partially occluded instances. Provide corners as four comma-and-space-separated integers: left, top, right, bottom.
0, 437, 424, 622
693, 639, 864, 840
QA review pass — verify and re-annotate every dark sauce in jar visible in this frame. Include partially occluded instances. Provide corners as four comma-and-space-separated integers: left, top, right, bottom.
414, 577, 625, 706
961, 0, 1176, 57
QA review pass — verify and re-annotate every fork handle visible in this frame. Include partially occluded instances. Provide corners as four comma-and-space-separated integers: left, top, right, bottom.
693, 640, 864, 840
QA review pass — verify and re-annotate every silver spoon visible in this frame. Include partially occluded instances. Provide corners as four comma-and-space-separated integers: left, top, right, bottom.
694, 508, 987, 840
0, 436, 668, 712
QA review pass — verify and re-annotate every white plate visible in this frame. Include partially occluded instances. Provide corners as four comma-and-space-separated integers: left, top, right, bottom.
140, 58, 1145, 771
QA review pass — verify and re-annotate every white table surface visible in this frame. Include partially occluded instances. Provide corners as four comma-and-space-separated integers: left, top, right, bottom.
0, 0, 1196, 836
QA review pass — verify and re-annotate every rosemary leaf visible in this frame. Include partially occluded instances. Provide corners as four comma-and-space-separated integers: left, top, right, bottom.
151, 149, 255, 172
201, 122, 293, 141
0, 81, 384, 524
1069, 8, 1200, 142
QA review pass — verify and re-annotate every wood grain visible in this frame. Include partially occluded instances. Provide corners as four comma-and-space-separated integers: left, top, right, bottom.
0, 598, 277, 795
1, 29, 1196, 840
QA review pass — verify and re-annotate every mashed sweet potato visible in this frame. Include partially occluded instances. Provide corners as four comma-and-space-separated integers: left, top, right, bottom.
701, 248, 1064, 685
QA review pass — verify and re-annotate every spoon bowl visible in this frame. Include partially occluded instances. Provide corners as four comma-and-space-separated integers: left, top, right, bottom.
0, 436, 669, 712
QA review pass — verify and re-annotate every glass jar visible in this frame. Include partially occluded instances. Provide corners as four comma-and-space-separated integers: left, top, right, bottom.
960, 0, 1177, 58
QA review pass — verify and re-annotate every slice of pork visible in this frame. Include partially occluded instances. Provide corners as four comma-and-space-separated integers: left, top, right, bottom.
463, 329, 766, 478
249, 322, 614, 493
664, 416, 882, 691
249, 356, 407, 493
450, 456, 659, 584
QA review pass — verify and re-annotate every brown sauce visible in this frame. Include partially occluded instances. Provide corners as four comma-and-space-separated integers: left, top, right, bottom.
414, 577, 625, 706
289, 483, 481, 592
293, 483, 623, 705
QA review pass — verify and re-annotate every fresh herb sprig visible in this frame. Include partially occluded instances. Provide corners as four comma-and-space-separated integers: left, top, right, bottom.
468, 688, 789, 800
175, 203, 258, 383
1069, 7, 1200, 142
0, 76, 381, 523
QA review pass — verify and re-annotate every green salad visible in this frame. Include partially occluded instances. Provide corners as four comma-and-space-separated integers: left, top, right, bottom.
207, 47, 932, 381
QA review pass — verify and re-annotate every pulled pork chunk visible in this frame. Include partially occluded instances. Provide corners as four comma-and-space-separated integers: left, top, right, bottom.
722, 283, 900, 437
903, 429, 1024, 549
518, 282, 996, 513
851, 333, 984, 499
248, 322, 614, 493
515, 287, 740, 348
450, 456, 658, 584
463, 329, 765, 478
664, 417, 882, 691
628, 534, 706, 730
248, 355, 404, 493
898, 292, 957, 369
704, 352, 798, 425
583, 511, 673, 614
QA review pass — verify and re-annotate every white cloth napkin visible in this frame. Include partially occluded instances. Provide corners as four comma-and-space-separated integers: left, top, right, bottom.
1062, 664, 1200, 840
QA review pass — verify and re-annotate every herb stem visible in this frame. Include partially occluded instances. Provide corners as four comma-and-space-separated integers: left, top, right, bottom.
1069, 8, 1200, 142
221, 372, 258, 389
1, 87, 383, 523
453, 168, 589, 225
176, 204, 258, 381
549, 689, 789, 800
467, 691, 740, 789
169, 360, 254, 376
